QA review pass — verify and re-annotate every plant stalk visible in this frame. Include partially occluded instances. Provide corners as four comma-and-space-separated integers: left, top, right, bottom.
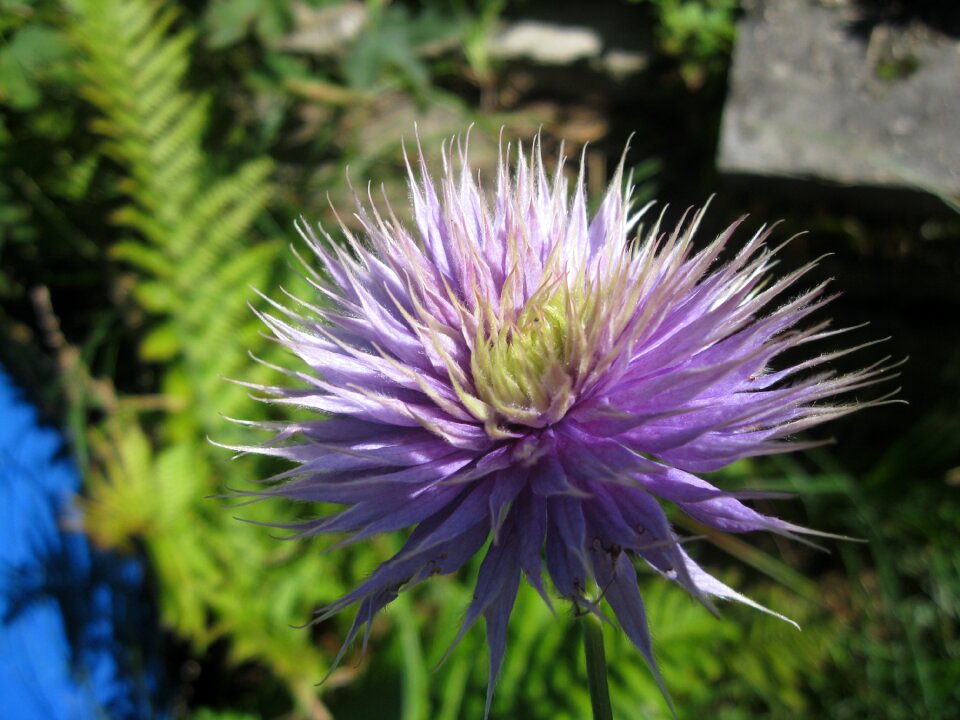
582, 612, 614, 720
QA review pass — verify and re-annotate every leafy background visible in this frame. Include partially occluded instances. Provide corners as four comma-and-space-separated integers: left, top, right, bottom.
1, 0, 958, 718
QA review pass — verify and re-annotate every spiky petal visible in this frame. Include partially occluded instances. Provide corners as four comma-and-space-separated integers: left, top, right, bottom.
230, 134, 894, 715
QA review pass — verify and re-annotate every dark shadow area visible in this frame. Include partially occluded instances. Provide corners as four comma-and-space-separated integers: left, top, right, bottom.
847, 0, 960, 39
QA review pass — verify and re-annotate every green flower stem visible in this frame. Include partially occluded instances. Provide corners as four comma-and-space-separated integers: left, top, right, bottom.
582, 612, 614, 720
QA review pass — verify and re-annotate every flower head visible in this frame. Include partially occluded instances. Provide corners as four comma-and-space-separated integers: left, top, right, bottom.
234, 134, 892, 714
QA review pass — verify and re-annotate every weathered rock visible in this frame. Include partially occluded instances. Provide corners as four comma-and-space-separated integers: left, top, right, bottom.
598, 48, 649, 80
718, 0, 960, 196
488, 21, 603, 65
274, 2, 366, 56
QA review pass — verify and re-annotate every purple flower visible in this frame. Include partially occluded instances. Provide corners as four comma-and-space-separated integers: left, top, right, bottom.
232, 134, 893, 714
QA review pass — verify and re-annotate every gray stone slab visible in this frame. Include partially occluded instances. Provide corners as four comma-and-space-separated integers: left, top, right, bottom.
718, 0, 960, 195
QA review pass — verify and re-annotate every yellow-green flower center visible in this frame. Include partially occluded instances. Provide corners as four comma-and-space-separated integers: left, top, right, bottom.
470, 287, 579, 434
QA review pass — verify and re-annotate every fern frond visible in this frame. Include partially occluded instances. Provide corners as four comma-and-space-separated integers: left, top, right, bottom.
68, 0, 282, 431
66, 2, 348, 715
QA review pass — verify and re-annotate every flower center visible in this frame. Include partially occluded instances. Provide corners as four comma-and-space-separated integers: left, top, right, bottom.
471, 287, 579, 434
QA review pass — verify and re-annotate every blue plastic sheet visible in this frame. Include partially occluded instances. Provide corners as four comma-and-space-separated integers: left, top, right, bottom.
0, 366, 166, 719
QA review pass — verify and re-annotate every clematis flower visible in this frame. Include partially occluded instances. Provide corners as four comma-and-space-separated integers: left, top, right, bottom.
231, 133, 894, 715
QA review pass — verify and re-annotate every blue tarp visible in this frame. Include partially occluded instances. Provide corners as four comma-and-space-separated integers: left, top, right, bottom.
0, 366, 166, 719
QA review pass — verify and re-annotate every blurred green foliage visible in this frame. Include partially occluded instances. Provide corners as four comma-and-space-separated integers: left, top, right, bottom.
2, 0, 958, 718
631, 0, 738, 87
